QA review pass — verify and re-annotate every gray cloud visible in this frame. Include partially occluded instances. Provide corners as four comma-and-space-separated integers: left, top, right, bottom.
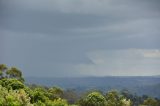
1, 0, 160, 35
0, 0, 160, 77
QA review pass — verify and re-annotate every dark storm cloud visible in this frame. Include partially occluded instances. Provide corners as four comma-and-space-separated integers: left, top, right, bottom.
0, 0, 160, 77
0, 11, 108, 35
1, 0, 159, 36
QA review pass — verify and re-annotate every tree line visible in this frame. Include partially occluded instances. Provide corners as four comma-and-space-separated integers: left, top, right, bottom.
0, 64, 160, 106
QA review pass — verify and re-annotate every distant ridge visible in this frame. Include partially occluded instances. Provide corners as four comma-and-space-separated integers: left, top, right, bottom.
25, 76, 160, 98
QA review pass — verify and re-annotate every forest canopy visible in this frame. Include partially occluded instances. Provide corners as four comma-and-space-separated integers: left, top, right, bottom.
0, 64, 159, 106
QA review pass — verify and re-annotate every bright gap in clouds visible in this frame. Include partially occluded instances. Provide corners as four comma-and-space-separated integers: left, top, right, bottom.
75, 49, 160, 76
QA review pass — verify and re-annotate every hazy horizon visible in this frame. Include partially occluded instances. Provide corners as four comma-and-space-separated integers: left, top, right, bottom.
1, 0, 160, 77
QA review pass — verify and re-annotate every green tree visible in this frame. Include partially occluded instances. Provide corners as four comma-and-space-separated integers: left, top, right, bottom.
30, 87, 48, 103
0, 78, 24, 90
46, 98, 68, 106
33, 100, 45, 106
0, 85, 33, 106
141, 97, 159, 106
0, 64, 24, 82
79, 92, 106, 106
105, 90, 131, 106
6, 67, 24, 82
0, 64, 7, 79
48, 86, 63, 100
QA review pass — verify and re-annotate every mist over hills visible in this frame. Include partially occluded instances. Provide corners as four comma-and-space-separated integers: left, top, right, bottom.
26, 76, 160, 98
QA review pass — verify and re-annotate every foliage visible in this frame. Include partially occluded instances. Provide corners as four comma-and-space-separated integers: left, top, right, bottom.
48, 87, 64, 100
79, 92, 107, 106
30, 87, 49, 103
141, 97, 159, 106
0, 85, 33, 106
105, 90, 131, 106
0, 64, 7, 79
6, 67, 24, 82
0, 64, 24, 82
0, 78, 24, 90
0, 64, 160, 106
46, 98, 68, 106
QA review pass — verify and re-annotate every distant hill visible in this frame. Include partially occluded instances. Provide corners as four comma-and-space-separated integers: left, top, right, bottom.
25, 76, 160, 98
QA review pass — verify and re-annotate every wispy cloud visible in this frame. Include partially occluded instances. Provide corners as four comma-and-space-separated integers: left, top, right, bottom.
142, 50, 160, 58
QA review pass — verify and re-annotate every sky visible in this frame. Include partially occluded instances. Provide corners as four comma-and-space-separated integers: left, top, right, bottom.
0, 0, 160, 77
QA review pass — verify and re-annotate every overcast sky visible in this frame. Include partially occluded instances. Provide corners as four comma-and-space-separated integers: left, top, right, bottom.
0, 0, 160, 77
